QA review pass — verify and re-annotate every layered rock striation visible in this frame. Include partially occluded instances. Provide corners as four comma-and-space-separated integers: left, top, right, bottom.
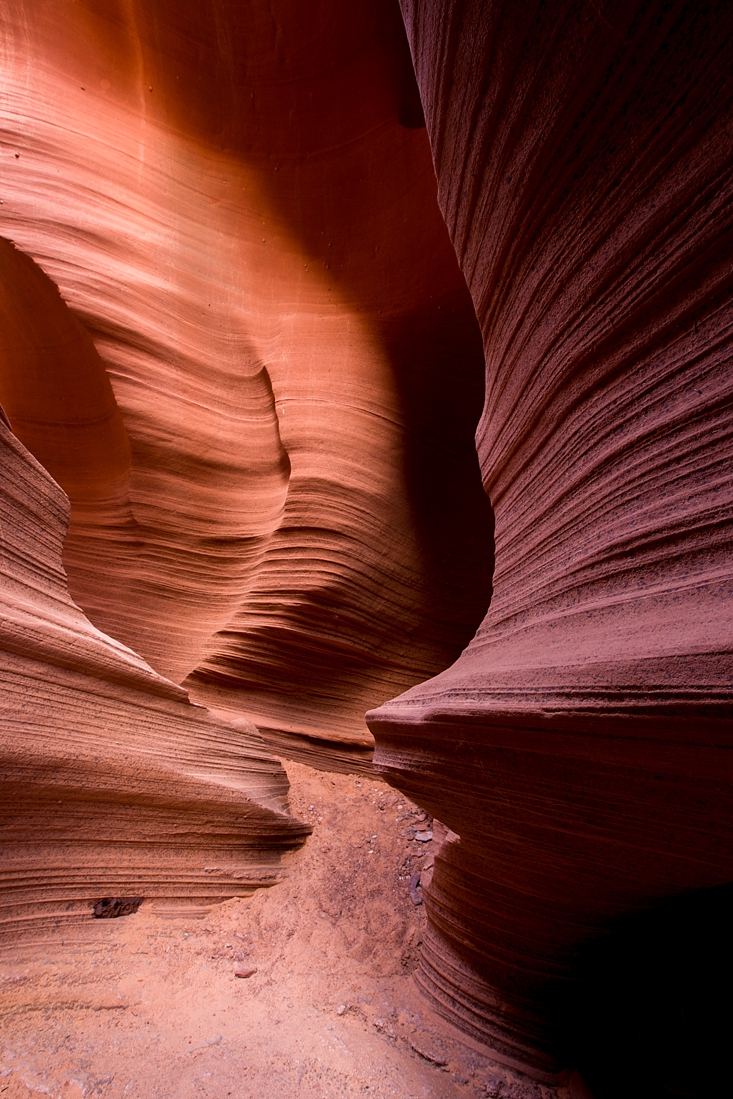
0, 414, 309, 939
3, 0, 731, 1086
368, 0, 733, 1080
0, 0, 493, 761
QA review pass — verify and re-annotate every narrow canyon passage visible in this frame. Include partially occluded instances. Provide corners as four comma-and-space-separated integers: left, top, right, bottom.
1, 2, 732, 1099
0, 765, 556, 1099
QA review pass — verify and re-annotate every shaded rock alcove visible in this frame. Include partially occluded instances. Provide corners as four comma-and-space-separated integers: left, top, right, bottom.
559, 883, 733, 1099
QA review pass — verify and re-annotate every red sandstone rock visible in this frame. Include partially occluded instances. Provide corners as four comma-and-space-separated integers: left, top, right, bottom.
368, 0, 733, 1077
4, 0, 730, 1086
0, 0, 492, 759
0, 415, 309, 937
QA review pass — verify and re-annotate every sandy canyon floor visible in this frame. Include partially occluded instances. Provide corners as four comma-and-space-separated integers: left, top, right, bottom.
0, 762, 567, 1099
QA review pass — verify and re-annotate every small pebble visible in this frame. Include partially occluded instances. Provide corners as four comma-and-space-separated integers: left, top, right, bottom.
409, 871, 423, 905
414, 831, 433, 842
234, 967, 257, 979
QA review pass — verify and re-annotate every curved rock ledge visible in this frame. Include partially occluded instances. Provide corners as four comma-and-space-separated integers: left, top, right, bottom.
369, 0, 733, 1077
0, 416, 310, 940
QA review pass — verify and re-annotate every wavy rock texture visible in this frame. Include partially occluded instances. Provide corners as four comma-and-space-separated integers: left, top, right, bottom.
0, 416, 309, 940
368, 0, 733, 1078
0, 0, 493, 762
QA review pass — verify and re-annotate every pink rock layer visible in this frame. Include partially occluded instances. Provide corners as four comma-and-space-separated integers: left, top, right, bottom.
0, 0, 493, 758
0, 414, 310, 939
368, 0, 733, 1076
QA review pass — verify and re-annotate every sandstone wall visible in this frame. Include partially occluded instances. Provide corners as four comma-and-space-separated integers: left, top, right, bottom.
0, 0, 493, 761
3, 0, 731, 1084
368, 0, 733, 1079
0, 413, 309, 938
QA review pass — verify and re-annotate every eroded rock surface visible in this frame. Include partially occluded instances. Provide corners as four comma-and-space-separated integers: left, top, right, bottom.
368, 0, 733, 1079
0, 0, 493, 759
2, 0, 731, 1091
0, 416, 309, 938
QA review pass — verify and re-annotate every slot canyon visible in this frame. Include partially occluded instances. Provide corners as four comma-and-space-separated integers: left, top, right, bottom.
0, 1, 731, 1097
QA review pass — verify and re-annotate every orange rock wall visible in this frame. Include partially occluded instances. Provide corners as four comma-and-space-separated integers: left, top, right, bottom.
368, 0, 733, 1079
0, 0, 493, 757
0, 414, 309, 938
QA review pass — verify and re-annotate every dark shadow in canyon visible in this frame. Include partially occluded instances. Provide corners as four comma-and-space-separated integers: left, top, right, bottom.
555, 883, 733, 1099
